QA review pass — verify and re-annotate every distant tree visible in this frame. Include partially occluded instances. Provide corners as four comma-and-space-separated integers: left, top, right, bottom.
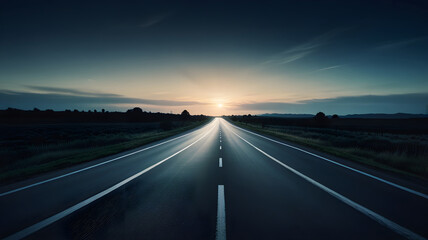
181, 110, 190, 117
65, 109, 71, 113
73, 109, 79, 113
88, 110, 92, 113
94, 109, 97, 113
33, 108, 40, 112
102, 109, 105, 113
314, 112, 326, 120
314, 112, 329, 127
127, 107, 143, 114
133, 107, 143, 113
332, 114, 339, 119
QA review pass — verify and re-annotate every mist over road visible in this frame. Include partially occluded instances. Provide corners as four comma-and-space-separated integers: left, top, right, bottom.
1, 118, 427, 240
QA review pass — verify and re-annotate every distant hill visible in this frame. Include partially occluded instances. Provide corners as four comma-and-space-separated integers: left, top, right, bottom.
340, 113, 428, 119
260, 113, 428, 119
260, 113, 314, 118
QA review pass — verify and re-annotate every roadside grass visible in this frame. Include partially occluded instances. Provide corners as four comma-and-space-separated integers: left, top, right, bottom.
230, 121, 428, 179
0, 120, 210, 184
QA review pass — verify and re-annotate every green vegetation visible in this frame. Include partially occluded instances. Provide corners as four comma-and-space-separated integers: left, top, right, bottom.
230, 120, 428, 180
0, 120, 210, 184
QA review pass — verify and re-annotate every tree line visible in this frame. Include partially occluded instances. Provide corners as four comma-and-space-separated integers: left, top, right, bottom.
0, 107, 208, 124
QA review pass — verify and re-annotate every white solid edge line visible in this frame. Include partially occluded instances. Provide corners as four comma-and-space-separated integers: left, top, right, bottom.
216, 185, 226, 240
227, 121, 428, 200
0, 122, 214, 197
231, 130, 426, 240
219, 158, 223, 168
4, 125, 215, 240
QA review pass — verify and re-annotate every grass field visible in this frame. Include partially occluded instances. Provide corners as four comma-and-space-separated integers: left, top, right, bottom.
0, 120, 210, 184
230, 120, 428, 180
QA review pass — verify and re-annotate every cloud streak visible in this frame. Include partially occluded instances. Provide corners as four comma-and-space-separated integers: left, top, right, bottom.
0, 89, 206, 110
262, 29, 342, 65
376, 36, 428, 50
25, 85, 122, 98
140, 14, 169, 28
310, 65, 343, 73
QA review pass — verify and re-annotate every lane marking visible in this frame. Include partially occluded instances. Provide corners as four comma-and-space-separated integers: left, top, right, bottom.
227, 121, 428, 200
0, 122, 214, 197
220, 146, 222, 150
216, 185, 226, 240
231, 130, 426, 240
4, 126, 215, 240
219, 158, 223, 168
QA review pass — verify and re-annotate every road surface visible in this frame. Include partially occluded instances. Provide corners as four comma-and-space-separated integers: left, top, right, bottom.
1, 118, 427, 239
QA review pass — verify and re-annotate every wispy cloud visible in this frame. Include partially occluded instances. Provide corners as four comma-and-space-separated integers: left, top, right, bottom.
140, 14, 169, 28
262, 29, 342, 65
310, 65, 344, 73
25, 85, 122, 98
0, 88, 206, 110
113, 13, 170, 30
376, 36, 428, 50
261, 43, 317, 66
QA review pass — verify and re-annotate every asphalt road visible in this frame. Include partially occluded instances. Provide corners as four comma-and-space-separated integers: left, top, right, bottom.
1, 118, 427, 240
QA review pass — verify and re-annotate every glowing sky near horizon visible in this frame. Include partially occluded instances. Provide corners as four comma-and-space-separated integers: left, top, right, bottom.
1, 0, 428, 115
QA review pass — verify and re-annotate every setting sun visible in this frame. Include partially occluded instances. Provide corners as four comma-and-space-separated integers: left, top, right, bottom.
217, 103, 223, 108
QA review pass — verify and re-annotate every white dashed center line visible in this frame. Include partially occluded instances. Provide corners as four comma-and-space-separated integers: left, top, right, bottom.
216, 185, 226, 240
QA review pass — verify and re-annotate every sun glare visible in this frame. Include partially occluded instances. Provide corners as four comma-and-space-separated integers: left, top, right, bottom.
217, 103, 223, 108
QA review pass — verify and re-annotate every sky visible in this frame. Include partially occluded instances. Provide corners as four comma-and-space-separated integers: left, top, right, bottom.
1, 0, 428, 115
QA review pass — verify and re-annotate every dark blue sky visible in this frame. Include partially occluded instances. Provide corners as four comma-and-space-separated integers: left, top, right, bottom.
1, 0, 428, 114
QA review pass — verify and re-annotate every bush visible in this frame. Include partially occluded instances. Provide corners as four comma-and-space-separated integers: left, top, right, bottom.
314, 112, 326, 120
181, 110, 190, 117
